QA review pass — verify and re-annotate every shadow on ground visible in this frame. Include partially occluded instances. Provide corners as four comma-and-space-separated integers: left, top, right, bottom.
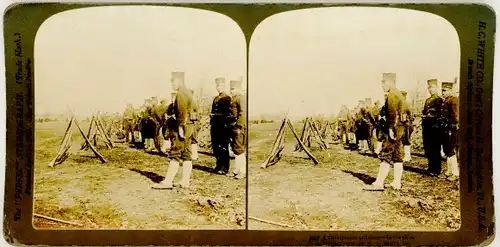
129, 168, 164, 183
341, 170, 376, 184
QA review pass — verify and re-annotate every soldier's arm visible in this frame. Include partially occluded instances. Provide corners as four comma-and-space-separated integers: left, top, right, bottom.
422, 99, 428, 115
228, 98, 238, 125
451, 97, 459, 124
436, 97, 444, 116
386, 94, 398, 127
176, 93, 189, 128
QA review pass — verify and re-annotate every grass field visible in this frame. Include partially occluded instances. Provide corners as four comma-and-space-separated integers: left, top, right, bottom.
34, 120, 245, 229
248, 121, 461, 231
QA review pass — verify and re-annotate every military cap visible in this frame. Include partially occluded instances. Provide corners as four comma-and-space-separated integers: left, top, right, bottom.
215, 77, 225, 85
382, 73, 396, 82
427, 79, 438, 87
171, 72, 185, 81
230, 80, 242, 88
400, 90, 408, 97
442, 82, 454, 90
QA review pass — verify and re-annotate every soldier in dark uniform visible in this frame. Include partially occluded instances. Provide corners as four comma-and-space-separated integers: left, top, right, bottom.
337, 105, 350, 146
354, 100, 364, 150
163, 93, 177, 151
189, 89, 200, 161
228, 80, 246, 179
422, 79, 444, 176
374, 99, 386, 155
400, 91, 414, 162
358, 100, 374, 154
153, 72, 196, 190
440, 82, 459, 181
143, 104, 157, 151
365, 73, 407, 191
158, 99, 169, 140
210, 78, 232, 175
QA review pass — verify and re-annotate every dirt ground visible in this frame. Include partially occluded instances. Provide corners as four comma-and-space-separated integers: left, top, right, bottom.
248, 121, 461, 231
34, 121, 245, 229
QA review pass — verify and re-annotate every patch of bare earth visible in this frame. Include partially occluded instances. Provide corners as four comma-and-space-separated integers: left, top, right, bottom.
34, 121, 245, 229
248, 122, 460, 231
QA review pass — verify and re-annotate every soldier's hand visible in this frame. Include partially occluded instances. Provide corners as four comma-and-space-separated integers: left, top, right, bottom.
389, 128, 395, 140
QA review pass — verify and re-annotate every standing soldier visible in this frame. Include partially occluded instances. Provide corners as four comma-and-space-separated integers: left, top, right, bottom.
400, 91, 414, 162
189, 89, 200, 161
153, 72, 196, 189
365, 73, 407, 191
358, 99, 374, 154
422, 79, 444, 176
122, 104, 136, 144
337, 105, 350, 146
354, 100, 364, 150
440, 82, 459, 181
228, 80, 246, 179
373, 99, 386, 155
163, 92, 178, 151
210, 78, 232, 175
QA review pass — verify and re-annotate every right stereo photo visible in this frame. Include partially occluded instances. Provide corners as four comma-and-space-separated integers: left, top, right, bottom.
247, 7, 461, 231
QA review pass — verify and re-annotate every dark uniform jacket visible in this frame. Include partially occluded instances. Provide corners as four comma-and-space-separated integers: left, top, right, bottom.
229, 93, 246, 128
441, 95, 459, 128
359, 107, 374, 125
210, 92, 232, 127
173, 85, 196, 131
384, 88, 407, 131
422, 94, 443, 119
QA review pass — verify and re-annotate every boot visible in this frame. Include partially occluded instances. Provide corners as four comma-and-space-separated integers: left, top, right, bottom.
364, 162, 390, 191
390, 162, 403, 190
449, 155, 459, 178
191, 144, 199, 160
403, 145, 411, 162
444, 157, 452, 177
364, 140, 370, 153
234, 153, 246, 179
152, 160, 179, 189
178, 161, 193, 188
375, 142, 382, 155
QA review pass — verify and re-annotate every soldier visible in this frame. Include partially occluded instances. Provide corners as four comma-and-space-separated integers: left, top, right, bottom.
189, 89, 200, 161
358, 99, 374, 154
158, 99, 169, 139
373, 99, 386, 155
153, 72, 196, 190
143, 104, 157, 152
422, 79, 444, 176
368, 99, 380, 154
228, 80, 247, 179
400, 91, 414, 162
122, 104, 136, 144
210, 78, 232, 175
163, 92, 178, 151
354, 100, 364, 150
365, 73, 407, 191
337, 105, 350, 146
440, 82, 459, 181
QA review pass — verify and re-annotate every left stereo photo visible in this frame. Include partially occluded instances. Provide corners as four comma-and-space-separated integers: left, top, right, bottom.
33, 5, 247, 230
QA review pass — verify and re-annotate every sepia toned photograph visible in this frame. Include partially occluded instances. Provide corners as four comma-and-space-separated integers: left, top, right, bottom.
248, 7, 461, 231
33, 6, 247, 230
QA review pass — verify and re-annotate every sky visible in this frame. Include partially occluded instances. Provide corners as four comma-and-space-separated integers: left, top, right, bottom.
35, 6, 246, 117
249, 7, 460, 120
